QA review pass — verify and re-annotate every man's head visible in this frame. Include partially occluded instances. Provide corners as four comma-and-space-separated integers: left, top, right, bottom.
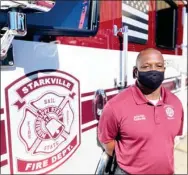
133, 48, 165, 91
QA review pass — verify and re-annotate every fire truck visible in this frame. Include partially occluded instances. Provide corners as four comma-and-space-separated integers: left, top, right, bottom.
0, 0, 187, 174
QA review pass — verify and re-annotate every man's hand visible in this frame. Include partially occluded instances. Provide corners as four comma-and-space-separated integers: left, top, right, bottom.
102, 140, 115, 156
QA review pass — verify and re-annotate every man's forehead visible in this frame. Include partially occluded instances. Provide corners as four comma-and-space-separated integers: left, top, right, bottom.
137, 49, 164, 64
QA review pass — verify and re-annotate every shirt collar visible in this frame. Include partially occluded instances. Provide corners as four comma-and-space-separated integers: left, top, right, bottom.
131, 82, 168, 106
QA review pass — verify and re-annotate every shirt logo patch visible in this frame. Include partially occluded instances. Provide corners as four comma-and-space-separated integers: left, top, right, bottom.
164, 105, 175, 119
134, 115, 146, 121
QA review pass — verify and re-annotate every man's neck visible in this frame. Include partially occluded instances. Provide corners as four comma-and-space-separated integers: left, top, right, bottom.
144, 89, 161, 100
137, 81, 161, 100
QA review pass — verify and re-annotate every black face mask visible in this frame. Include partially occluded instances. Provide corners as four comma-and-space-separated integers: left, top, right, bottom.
137, 70, 164, 90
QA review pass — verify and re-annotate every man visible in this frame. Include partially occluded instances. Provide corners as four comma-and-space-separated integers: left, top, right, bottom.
98, 48, 184, 175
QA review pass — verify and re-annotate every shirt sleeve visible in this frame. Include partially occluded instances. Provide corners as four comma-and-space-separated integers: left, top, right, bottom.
97, 102, 119, 144
177, 106, 184, 136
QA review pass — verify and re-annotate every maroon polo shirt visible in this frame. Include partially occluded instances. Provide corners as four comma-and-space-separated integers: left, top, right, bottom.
98, 84, 184, 175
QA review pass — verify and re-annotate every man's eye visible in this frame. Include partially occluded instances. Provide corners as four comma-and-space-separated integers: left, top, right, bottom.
143, 66, 149, 68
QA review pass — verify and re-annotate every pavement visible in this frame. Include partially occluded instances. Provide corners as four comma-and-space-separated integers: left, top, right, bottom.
174, 135, 187, 174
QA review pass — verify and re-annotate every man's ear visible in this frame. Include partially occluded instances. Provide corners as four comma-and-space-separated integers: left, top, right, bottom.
133, 66, 138, 79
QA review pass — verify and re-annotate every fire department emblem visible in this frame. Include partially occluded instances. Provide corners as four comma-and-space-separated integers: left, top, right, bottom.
164, 105, 175, 118
5, 70, 81, 174
20, 92, 74, 154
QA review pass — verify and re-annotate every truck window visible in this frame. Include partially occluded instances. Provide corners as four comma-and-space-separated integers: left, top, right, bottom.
0, 0, 99, 36
27, 0, 91, 30
156, 0, 178, 50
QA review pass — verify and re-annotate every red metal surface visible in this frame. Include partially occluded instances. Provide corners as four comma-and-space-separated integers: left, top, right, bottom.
57, 1, 183, 55
0, 160, 8, 167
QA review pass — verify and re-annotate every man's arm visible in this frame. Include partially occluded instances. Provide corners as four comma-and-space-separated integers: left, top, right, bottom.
101, 140, 115, 156
177, 107, 184, 136
97, 102, 118, 156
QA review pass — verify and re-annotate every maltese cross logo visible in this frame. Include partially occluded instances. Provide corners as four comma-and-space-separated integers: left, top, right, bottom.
5, 70, 81, 174
19, 92, 75, 154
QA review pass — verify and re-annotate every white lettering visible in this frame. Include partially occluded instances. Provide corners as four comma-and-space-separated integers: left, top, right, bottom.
43, 159, 48, 168
24, 78, 73, 92
21, 78, 73, 94
25, 160, 48, 171
33, 81, 40, 88
32, 163, 35, 171
25, 163, 32, 171
134, 115, 146, 121
51, 78, 57, 84
67, 145, 72, 151
62, 149, 67, 157
51, 156, 57, 163
58, 80, 70, 88
67, 82, 71, 88
35, 162, 42, 170
22, 87, 29, 94
39, 79, 45, 86
56, 78, 59, 84
45, 78, 51, 84
27, 83, 33, 90
50, 145, 73, 164
57, 152, 62, 160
